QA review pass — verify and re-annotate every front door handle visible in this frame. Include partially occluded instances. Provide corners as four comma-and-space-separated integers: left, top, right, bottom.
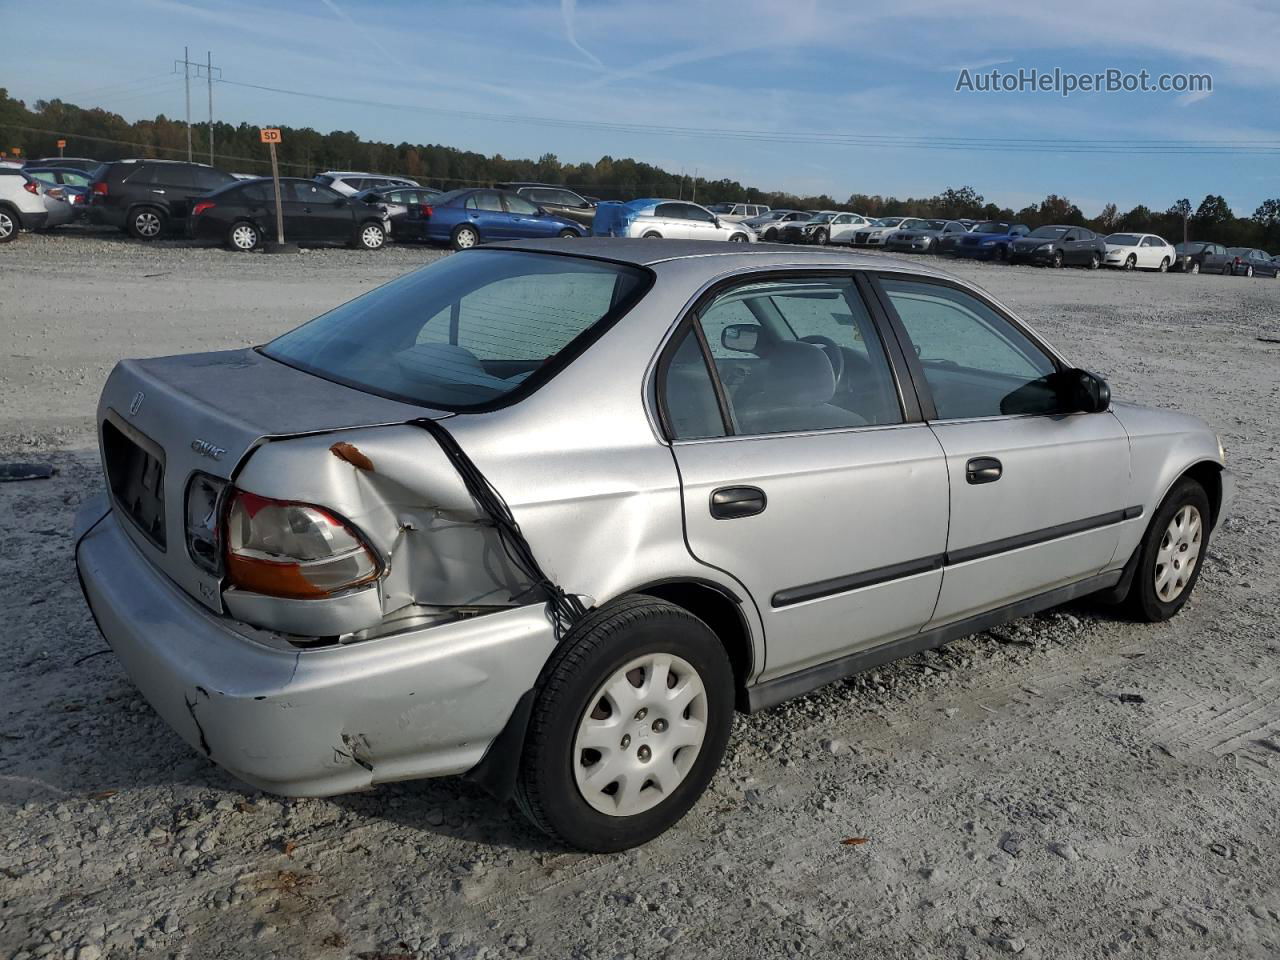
966, 457, 1002, 484
710, 486, 767, 519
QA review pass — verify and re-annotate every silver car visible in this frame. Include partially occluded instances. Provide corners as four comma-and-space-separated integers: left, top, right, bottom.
76, 240, 1232, 852
884, 218, 969, 253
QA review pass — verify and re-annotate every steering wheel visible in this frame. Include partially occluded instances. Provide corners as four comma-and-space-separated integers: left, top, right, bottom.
799, 335, 845, 384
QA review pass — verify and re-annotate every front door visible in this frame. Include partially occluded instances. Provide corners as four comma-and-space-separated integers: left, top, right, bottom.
661, 272, 950, 680
872, 275, 1134, 625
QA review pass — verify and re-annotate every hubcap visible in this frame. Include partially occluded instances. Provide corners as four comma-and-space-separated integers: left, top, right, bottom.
136, 212, 161, 237
1154, 504, 1202, 603
362, 226, 384, 248
457, 229, 476, 248
573, 653, 708, 817
232, 225, 256, 249
0, 212, 13, 238
1191, 262, 1199, 274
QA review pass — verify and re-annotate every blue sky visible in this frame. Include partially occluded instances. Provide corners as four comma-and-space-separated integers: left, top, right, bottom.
8, 0, 1280, 216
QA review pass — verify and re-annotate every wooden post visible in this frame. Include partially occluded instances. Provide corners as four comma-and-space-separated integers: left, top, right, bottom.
269, 141, 284, 244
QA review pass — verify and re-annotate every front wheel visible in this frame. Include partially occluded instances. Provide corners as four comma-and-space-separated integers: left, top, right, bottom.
515, 596, 734, 852
1246, 265, 1254, 278
226, 221, 260, 252
558, 229, 578, 239
812, 228, 829, 245
1189, 261, 1200, 275
0, 208, 18, 243
1087, 252, 1100, 270
1051, 250, 1064, 268
356, 221, 386, 250
451, 224, 479, 249
641, 231, 663, 239
1123, 254, 1137, 271
1158, 257, 1169, 273
1124, 478, 1211, 622
1222, 262, 1233, 276
994, 244, 1008, 262
128, 207, 165, 241
728, 233, 749, 242
763, 228, 778, 242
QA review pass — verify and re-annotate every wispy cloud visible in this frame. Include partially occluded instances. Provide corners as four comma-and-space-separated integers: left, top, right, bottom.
560, 0, 604, 70
1178, 89, 1212, 106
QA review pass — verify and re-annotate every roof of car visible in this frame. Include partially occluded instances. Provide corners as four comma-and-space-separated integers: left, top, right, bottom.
485, 237, 962, 275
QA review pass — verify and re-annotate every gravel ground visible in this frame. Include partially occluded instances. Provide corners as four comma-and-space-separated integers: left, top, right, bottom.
1, 231, 1278, 960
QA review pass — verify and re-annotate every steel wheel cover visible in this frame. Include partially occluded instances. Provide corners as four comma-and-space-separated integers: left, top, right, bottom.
573, 653, 708, 817
456, 228, 477, 248
231, 225, 256, 249
362, 225, 384, 248
1155, 504, 1202, 602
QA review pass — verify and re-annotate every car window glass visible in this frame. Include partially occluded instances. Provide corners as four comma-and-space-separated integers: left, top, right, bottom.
238, 182, 270, 203
505, 194, 540, 215
155, 165, 196, 189
685, 205, 716, 223
693, 276, 902, 434
653, 202, 682, 219
471, 191, 503, 212
880, 278, 1058, 420
662, 326, 727, 440
30, 171, 56, 184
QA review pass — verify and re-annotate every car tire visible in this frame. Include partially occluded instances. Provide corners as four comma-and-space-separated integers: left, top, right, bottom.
558, 229, 578, 239
1189, 261, 1200, 275
641, 231, 663, 239
1123, 254, 1136, 271
451, 224, 480, 250
812, 228, 829, 245
515, 596, 735, 853
764, 228, 778, 242
128, 207, 166, 241
1159, 257, 1169, 273
226, 221, 260, 252
1051, 250, 1064, 268
1087, 252, 1100, 270
354, 221, 386, 250
1222, 262, 1233, 276
1123, 477, 1211, 623
0, 205, 19, 243
728, 233, 749, 242
994, 245, 1008, 262
1246, 265, 1254, 278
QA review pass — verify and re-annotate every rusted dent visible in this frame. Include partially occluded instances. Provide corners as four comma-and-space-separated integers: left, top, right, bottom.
329, 441, 375, 472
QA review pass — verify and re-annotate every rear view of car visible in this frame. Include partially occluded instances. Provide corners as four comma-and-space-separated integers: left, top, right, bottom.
0, 167, 73, 242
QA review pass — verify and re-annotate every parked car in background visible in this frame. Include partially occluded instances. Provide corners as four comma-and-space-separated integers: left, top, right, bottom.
26, 157, 101, 174
315, 171, 421, 197
424, 188, 587, 249
883, 219, 968, 254
1225, 248, 1279, 277
705, 202, 770, 222
805, 212, 873, 246
746, 210, 811, 242
951, 221, 1030, 261
592, 199, 755, 242
0, 167, 73, 242
1171, 241, 1231, 275
188, 177, 392, 251
24, 167, 93, 217
853, 217, 925, 247
496, 183, 598, 228
354, 185, 442, 241
88, 159, 237, 239
75, 239, 1232, 852
778, 211, 840, 244
935, 221, 975, 255
1102, 233, 1175, 271
1008, 225, 1107, 268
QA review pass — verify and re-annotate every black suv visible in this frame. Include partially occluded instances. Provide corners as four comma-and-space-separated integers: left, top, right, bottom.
496, 182, 596, 227
88, 160, 237, 239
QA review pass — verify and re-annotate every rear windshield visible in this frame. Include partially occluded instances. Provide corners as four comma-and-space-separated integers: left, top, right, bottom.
263, 251, 651, 410
1106, 234, 1142, 245
972, 222, 1011, 234
1028, 226, 1069, 239
1175, 242, 1206, 253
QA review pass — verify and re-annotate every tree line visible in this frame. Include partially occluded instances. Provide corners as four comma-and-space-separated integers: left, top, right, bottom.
3, 90, 1280, 249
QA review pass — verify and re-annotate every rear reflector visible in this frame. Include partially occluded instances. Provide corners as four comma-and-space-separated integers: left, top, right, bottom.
23, 181, 38, 195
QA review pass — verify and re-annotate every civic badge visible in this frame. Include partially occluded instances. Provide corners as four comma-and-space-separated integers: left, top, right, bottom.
191, 439, 227, 461
129, 391, 145, 416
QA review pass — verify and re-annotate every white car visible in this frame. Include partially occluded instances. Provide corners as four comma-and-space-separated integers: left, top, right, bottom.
705, 202, 771, 223
593, 199, 756, 241
314, 171, 421, 197
0, 167, 73, 242
853, 217, 926, 247
1103, 233, 1175, 272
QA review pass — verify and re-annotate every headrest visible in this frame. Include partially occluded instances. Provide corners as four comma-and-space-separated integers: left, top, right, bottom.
754, 341, 836, 406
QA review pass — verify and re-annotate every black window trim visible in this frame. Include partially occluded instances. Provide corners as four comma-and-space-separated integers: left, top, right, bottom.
864, 271, 1071, 425
653, 267, 925, 444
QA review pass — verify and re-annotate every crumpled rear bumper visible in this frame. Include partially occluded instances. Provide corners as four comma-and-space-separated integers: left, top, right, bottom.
75, 501, 557, 797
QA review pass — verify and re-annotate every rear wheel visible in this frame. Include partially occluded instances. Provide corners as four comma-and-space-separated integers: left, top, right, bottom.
1124, 478, 1211, 622
994, 244, 1008, 262
451, 224, 479, 250
1246, 265, 1254, 278
763, 227, 778, 242
0, 207, 18, 243
226, 221, 260, 252
128, 207, 165, 241
1123, 254, 1137, 271
1222, 262, 1233, 275
558, 229, 578, 239
728, 233, 749, 242
1158, 257, 1169, 273
641, 231, 663, 239
515, 597, 734, 852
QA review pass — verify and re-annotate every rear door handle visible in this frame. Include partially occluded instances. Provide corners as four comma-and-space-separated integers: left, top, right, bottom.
710, 486, 767, 519
966, 457, 1002, 484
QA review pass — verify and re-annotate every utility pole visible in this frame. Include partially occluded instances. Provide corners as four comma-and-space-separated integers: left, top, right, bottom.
692, 168, 698, 202
174, 49, 221, 165
206, 51, 214, 166
184, 46, 192, 161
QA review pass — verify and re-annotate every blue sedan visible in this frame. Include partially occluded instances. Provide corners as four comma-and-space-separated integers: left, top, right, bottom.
423, 188, 587, 249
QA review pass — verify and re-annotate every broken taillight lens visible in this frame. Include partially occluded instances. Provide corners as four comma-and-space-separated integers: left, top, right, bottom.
224, 490, 381, 599
186, 472, 229, 575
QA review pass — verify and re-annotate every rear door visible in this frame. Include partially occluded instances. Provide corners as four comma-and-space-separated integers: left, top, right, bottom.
661, 271, 949, 680
871, 275, 1133, 625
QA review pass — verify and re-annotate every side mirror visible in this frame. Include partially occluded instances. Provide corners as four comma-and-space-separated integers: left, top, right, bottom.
1058, 368, 1110, 413
721, 324, 760, 353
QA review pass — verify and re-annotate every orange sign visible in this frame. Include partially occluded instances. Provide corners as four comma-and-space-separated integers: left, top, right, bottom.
56, 139, 66, 149
10, 147, 20, 156
259, 128, 282, 144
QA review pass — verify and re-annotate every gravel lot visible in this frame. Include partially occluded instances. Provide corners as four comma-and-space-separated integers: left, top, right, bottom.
2, 231, 1278, 960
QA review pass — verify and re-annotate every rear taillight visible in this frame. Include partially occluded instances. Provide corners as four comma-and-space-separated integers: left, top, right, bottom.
1234, 257, 1242, 265
421, 204, 433, 218
186, 473, 228, 575
23, 181, 39, 195
91, 181, 108, 195
192, 201, 215, 216
224, 490, 381, 599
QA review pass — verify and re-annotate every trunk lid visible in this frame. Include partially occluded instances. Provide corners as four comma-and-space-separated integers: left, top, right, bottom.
97, 347, 445, 613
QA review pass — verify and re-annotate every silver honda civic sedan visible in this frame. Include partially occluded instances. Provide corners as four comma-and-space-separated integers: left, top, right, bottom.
75, 239, 1232, 851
